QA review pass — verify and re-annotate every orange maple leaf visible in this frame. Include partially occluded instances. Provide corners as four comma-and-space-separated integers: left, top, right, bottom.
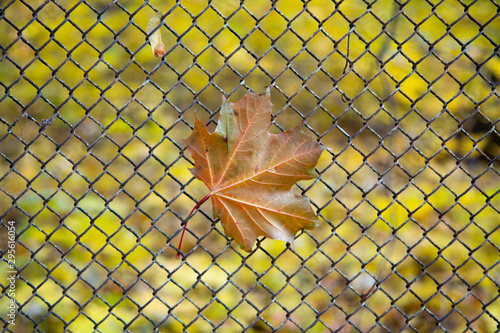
180, 89, 324, 256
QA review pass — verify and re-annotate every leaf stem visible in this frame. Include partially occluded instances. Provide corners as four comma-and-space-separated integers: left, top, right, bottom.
176, 192, 212, 259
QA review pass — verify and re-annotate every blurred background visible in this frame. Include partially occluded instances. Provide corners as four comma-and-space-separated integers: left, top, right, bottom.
0, 0, 499, 332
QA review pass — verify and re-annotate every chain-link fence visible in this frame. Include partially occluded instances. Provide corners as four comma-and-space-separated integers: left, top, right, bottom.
1, 0, 499, 332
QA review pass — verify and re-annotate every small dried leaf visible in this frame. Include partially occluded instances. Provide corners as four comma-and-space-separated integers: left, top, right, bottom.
147, 11, 166, 57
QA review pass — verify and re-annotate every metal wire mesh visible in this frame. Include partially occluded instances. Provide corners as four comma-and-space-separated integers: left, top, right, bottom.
1, 0, 499, 332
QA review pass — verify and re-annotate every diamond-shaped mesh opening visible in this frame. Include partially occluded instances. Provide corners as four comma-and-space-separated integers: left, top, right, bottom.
1, 1, 499, 332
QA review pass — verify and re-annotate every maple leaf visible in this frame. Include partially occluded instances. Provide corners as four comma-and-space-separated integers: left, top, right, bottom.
180, 89, 324, 255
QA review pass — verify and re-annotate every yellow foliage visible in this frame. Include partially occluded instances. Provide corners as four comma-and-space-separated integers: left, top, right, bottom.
0, 0, 498, 331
